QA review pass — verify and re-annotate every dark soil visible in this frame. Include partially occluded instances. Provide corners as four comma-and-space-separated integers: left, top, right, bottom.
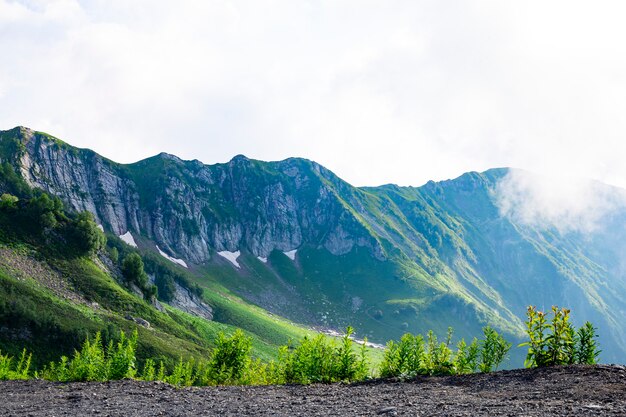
1, 365, 625, 416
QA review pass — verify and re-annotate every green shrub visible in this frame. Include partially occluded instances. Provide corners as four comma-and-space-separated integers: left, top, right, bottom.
576, 322, 601, 364
277, 327, 368, 384
166, 357, 196, 387
0, 349, 31, 380
478, 326, 511, 372
279, 334, 335, 384
65, 332, 107, 381
244, 358, 279, 385
65, 211, 106, 256
546, 306, 574, 365
521, 306, 601, 367
423, 328, 455, 375
156, 360, 167, 381
520, 306, 550, 367
105, 330, 138, 379
42, 330, 137, 382
379, 333, 425, 378
380, 326, 510, 378
206, 329, 252, 385
0, 309, 603, 386
453, 337, 479, 374
334, 327, 368, 382
0, 193, 18, 210
140, 358, 156, 381
122, 253, 148, 288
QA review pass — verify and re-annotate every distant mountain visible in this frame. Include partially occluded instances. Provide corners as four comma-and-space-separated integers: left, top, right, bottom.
1, 126, 625, 363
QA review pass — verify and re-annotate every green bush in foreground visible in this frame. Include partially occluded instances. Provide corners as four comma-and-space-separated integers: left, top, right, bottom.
203, 329, 253, 385
277, 326, 368, 384
40, 330, 137, 382
379, 326, 510, 378
0, 307, 603, 386
479, 326, 512, 373
520, 306, 601, 367
0, 349, 31, 380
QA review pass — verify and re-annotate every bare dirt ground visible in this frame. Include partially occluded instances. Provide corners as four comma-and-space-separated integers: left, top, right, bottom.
1, 365, 624, 416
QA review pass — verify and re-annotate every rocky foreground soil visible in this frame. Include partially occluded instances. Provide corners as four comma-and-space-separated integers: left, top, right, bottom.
1, 365, 625, 416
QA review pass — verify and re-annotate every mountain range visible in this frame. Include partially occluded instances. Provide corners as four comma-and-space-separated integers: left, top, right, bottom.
1, 126, 625, 364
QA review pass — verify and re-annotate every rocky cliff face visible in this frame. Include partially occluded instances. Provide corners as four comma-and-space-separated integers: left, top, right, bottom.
9, 127, 383, 265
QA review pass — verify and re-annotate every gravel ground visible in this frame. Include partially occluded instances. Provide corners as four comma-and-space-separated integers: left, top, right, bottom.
1, 365, 625, 416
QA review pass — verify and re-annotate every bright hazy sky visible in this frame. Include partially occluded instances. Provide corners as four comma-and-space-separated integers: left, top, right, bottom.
2, 0, 626, 187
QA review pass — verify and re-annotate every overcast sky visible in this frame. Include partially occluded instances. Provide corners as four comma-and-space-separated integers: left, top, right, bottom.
1, 0, 626, 188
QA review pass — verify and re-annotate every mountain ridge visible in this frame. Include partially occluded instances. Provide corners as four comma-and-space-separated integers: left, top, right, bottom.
2, 126, 625, 363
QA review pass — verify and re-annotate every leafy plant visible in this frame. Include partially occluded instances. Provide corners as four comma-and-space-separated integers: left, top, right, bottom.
0, 349, 31, 380
334, 326, 368, 382
453, 338, 479, 374
206, 329, 252, 385
478, 326, 511, 372
277, 327, 368, 384
65, 332, 107, 381
520, 306, 601, 367
156, 360, 167, 381
381, 326, 510, 378
520, 306, 550, 367
575, 322, 601, 364
122, 253, 148, 288
0, 309, 603, 386
166, 357, 196, 387
140, 358, 156, 381
546, 306, 574, 365
426, 328, 455, 375
105, 330, 138, 380
379, 333, 425, 378
41, 330, 137, 382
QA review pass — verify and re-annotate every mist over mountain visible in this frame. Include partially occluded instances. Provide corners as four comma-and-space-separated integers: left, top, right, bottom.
2, 126, 625, 363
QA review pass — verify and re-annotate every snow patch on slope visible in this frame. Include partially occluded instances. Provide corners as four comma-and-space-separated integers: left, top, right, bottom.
218, 251, 241, 268
257, 256, 268, 263
284, 249, 297, 260
156, 245, 188, 268
96, 224, 104, 232
119, 231, 137, 247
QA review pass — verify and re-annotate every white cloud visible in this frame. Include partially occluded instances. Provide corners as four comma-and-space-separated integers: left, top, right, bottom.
2, 1, 626, 188
495, 169, 626, 234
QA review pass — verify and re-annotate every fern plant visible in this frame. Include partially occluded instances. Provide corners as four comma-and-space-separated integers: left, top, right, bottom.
0, 349, 31, 380
42, 330, 137, 382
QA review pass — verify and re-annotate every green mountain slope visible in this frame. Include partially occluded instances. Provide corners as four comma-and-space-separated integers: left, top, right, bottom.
0, 184, 310, 368
1, 126, 625, 364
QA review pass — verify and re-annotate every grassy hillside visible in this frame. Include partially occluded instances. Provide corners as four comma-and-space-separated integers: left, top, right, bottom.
0, 189, 315, 370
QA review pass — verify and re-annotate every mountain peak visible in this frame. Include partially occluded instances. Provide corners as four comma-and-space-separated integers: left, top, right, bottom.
230, 154, 250, 163
1, 126, 34, 141
156, 152, 182, 162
